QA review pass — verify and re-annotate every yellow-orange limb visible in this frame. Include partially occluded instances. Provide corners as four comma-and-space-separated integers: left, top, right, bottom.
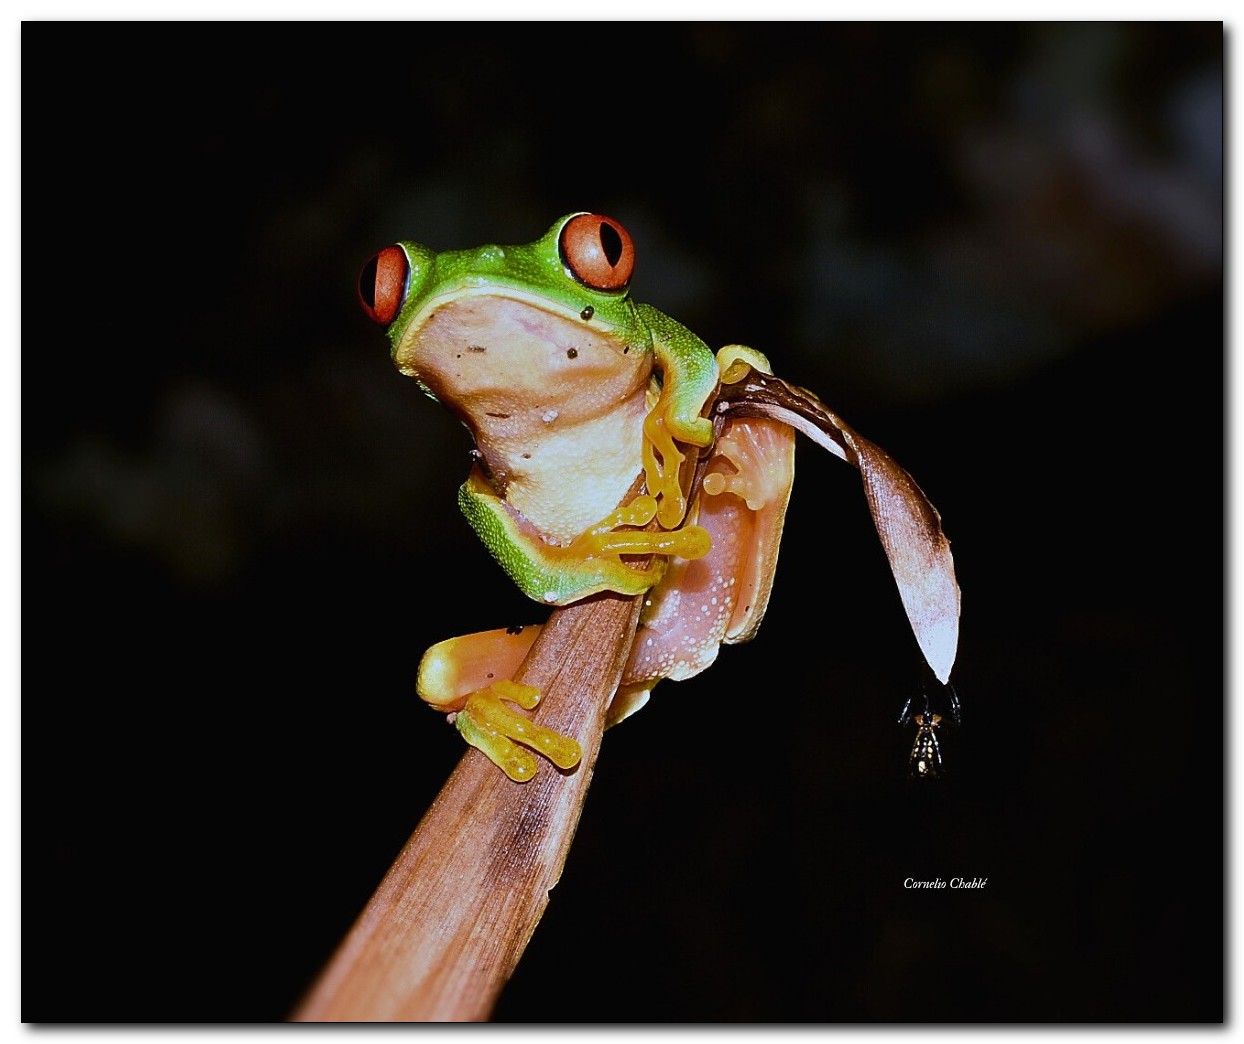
568, 492, 711, 561
716, 344, 774, 382
417, 627, 541, 710
642, 409, 689, 529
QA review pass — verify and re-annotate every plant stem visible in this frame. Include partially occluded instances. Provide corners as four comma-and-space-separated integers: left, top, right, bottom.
291, 590, 642, 1022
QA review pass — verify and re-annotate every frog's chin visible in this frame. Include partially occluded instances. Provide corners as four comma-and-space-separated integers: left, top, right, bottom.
392, 291, 645, 407
393, 284, 622, 375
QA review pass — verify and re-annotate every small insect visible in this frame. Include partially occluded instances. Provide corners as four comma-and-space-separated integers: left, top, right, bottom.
907, 712, 944, 777
898, 684, 960, 779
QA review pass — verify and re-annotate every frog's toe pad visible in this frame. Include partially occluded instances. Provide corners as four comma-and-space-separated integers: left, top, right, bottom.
454, 683, 583, 782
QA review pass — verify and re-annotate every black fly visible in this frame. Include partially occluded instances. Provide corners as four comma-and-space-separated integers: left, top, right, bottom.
898, 684, 960, 779
907, 712, 945, 777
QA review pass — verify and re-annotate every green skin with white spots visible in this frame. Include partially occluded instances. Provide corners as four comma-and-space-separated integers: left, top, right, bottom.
384, 213, 722, 604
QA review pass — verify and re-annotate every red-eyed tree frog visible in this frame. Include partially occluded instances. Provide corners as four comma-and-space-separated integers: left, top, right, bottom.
358, 213, 960, 781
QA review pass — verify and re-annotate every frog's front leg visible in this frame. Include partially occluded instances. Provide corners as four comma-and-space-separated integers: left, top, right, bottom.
460, 466, 712, 606
637, 302, 721, 529
417, 626, 583, 782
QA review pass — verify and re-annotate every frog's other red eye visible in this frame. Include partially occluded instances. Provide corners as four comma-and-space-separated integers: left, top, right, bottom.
358, 245, 409, 325
559, 214, 635, 291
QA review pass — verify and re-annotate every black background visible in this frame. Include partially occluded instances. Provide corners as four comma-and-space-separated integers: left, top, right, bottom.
23, 22, 1223, 1022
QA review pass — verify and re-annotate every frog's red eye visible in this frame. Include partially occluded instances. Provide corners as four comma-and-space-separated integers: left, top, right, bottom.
559, 214, 635, 291
357, 245, 409, 325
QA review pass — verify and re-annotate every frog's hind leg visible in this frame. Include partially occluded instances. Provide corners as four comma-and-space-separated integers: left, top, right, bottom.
616, 411, 796, 717
417, 625, 582, 782
704, 415, 796, 645
417, 625, 541, 709
607, 682, 655, 728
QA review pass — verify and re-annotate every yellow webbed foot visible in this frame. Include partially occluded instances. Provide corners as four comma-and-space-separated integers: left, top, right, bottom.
417, 630, 582, 782
453, 680, 583, 783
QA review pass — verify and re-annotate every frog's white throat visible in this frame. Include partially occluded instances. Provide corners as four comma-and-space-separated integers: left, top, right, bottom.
397, 293, 654, 546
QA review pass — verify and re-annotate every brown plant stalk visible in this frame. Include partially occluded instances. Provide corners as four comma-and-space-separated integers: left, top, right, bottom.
291, 589, 642, 1022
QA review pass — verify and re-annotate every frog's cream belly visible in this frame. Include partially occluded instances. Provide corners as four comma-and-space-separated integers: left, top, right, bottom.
495, 404, 649, 545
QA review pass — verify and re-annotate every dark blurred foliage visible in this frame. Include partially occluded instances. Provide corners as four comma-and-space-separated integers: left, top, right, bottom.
23, 22, 1222, 1023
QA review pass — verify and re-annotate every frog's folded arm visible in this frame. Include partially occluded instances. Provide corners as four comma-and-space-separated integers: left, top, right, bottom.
638, 302, 720, 529
458, 467, 711, 607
